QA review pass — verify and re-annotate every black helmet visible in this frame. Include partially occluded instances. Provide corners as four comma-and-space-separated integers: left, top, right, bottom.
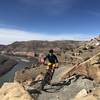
49, 49, 53, 53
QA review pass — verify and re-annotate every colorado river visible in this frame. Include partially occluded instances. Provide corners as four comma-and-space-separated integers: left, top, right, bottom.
0, 57, 34, 86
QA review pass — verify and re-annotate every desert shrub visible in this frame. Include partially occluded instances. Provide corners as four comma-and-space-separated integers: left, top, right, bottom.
89, 46, 94, 49
84, 57, 90, 61
79, 50, 83, 53
72, 53, 75, 56
82, 47, 88, 50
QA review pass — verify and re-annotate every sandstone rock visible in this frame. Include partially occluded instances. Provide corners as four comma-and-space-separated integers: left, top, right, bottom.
73, 95, 97, 100
92, 88, 100, 99
14, 65, 46, 83
34, 72, 44, 82
0, 82, 33, 100
85, 36, 100, 48
23, 79, 33, 86
72, 88, 100, 100
76, 52, 100, 83
12, 51, 35, 57
60, 52, 100, 83
75, 89, 87, 98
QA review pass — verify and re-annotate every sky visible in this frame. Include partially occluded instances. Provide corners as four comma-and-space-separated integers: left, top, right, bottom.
0, 0, 100, 44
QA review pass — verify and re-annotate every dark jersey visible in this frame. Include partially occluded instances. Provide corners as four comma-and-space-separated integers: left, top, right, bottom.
44, 54, 58, 64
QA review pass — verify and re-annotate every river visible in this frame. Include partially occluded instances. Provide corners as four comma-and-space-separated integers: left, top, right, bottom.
0, 57, 34, 86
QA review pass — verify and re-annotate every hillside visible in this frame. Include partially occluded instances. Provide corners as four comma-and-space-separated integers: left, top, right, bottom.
0, 40, 83, 57
74, 35, 100, 59
5, 49, 100, 100
0, 36, 100, 100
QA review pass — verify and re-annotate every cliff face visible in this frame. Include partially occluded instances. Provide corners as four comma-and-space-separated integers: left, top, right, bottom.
60, 52, 100, 83
0, 55, 17, 77
75, 52, 100, 83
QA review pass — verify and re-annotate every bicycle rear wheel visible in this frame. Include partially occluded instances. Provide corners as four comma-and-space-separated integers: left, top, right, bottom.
41, 69, 52, 90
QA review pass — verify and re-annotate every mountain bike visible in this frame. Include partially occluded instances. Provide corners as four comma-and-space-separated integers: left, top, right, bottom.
41, 63, 56, 90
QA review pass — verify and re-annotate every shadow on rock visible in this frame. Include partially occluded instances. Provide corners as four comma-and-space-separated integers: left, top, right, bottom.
42, 79, 71, 93
28, 89, 41, 100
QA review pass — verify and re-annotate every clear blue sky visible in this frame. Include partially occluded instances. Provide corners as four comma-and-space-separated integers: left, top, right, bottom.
0, 0, 100, 44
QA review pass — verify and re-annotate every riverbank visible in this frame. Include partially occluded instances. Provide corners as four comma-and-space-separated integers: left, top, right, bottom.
0, 55, 38, 86
0, 55, 17, 77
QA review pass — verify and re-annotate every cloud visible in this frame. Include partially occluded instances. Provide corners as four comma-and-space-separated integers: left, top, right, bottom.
19, 0, 77, 16
0, 28, 98, 45
0, 28, 45, 44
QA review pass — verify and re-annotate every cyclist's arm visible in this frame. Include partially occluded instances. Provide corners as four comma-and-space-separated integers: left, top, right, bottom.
54, 55, 59, 63
43, 55, 48, 65
54, 55, 59, 68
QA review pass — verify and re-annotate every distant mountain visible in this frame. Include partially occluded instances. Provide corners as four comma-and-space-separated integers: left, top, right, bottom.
0, 40, 84, 57
0, 45, 6, 51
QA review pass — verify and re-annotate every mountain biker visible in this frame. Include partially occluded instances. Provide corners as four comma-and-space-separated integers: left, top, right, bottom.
41, 49, 59, 90
44, 49, 59, 69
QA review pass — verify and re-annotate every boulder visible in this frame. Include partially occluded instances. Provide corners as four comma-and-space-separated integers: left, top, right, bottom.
60, 52, 100, 83
0, 82, 33, 100
75, 89, 87, 98
73, 95, 97, 100
14, 65, 46, 83
72, 88, 100, 100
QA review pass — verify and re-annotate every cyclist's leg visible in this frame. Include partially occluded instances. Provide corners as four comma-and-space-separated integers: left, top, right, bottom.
50, 68, 55, 81
46, 69, 54, 85
41, 69, 50, 90
41, 79, 46, 90
41, 76, 48, 90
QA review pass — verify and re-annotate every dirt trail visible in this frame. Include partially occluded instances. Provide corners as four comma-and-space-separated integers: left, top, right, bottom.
37, 65, 95, 100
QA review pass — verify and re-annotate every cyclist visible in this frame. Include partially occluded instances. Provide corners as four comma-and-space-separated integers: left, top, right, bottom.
44, 49, 59, 69
41, 49, 59, 90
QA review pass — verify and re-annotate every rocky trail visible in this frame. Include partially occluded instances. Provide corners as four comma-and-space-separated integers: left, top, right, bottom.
27, 65, 97, 100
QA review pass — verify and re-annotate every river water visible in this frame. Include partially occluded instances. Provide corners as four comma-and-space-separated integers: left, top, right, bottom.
0, 57, 33, 86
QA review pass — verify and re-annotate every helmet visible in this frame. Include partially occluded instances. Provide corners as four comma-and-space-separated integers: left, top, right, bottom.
49, 49, 53, 53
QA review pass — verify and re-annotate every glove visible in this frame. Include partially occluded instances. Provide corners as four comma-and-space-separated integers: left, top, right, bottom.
55, 63, 59, 68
